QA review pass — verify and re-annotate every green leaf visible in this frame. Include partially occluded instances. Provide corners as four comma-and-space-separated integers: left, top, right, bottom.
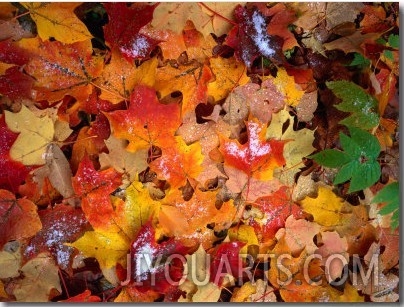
326, 80, 379, 129
372, 182, 399, 230
348, 161, 381, 193
333, 161, 357, 185
308, 127, 381, 193
308, 149, 351, 168
388, 34, 399, 48
348, 126, 381, 159
348, 53, 370, 68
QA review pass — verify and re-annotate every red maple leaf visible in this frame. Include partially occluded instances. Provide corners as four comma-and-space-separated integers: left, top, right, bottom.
106, 85, 181, 151
254, 186, 304, 241
72, 155, 122, 229
220, 119, 285, 179
104, 3, 159, 61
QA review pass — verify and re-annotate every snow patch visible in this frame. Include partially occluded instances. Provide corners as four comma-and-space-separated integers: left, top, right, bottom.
251, 11, 275, 58
121, 36, 150, 59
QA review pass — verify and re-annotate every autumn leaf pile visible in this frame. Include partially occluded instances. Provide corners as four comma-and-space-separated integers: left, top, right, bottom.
0, 2, 399, 302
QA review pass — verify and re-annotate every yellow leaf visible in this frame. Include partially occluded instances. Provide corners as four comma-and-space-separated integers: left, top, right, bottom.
5, 105, 54, 165
299, 185, 345, 226
0, 280, 8, 299
228, 225, 259, 254
68, 229, 129, 269
272, 68, 304, 107
266, 108, 315, 185
231, 282, 256, 302
13, 253, 61, 302
22, 3, 92, 43
208, 57, 250, 102
114, 181, 161, 239
96, 51, 157, 103
336, 282, 364, 302
192, 282, 221, 302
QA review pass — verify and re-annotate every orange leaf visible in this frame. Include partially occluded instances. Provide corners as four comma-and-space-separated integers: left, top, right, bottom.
17, 37, 103, 102
266, 3, 299, 51
106, 85, 181, 151
0, 189, 42, 249
150, 136, 203, 189
72, 155, 122, 230
154, 64, 213, 118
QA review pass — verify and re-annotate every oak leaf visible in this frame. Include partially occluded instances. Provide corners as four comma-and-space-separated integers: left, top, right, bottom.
106, 85, 181, 151
0, 189, 42, 248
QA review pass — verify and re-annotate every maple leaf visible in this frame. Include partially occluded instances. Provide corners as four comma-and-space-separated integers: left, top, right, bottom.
225, 5, 284, 67
150, 136, 203, 189
0, 116, 34, 192
99, 135, 148, 188
4, 105, 54, 165
266, 108, 315, 185
23, 204, 90, 274
159, 189, 237, 249
106, 85, 181, 151
0, 66, 34, 100
103, 3, 159, 61
154, 63, 213, 119
316, 231, 349, 280
207, 56, 250, 103
72, 155, 122, 230
95, 50, 158, 104
21, 3, 92, 43
299, 185, 348, 227
360, 4, 390, 34
0, 189, 42, 249
130, 222, 193, 293
264, 3, 299, 51
150, 3, 214, 38
16, 37, 103, 102
12, 252, 61, 302
223, 78, 285, 133
220, 118, 285, 181
253, 186, 304, 241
